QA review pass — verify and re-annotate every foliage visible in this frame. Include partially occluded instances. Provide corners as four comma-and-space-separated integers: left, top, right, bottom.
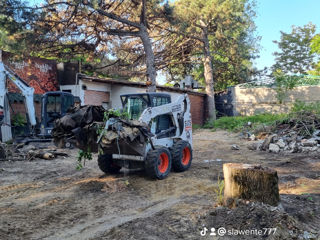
272, 23, 317, 75
273, 71, 300, 103
274, 101, 320, 137
192, 124, 202, 130
204, 113, 287, 131
96, 109, 129, 136
103, 109, 129, 122
205, 101, 320, 134
0, 0, 39, 54
310, 34, 320, 75
215, 175, 225, 206
76, 148, 92, 170
290, 100, 320, 116
311, 34, 320, 54
27, 0, 172, 91
11, 113, 26, 127
164, 0, 259, 91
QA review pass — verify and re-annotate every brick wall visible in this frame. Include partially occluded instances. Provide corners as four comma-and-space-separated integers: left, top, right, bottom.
187, 93, 206, 125
84, 90, 110, 105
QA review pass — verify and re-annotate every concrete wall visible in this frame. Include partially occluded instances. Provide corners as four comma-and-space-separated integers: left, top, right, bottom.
232, 85, 320, 116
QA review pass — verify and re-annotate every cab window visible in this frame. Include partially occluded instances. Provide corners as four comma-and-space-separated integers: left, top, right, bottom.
124, 97, 148, 120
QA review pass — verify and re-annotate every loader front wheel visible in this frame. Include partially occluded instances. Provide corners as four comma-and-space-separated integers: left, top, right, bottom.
145, 148, 172, 180
171, 140, 192, 172
97, 154, 121, 174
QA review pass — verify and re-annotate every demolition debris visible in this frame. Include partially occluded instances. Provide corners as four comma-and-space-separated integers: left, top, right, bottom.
248, 110, 320, 155
0, 143, 68, 161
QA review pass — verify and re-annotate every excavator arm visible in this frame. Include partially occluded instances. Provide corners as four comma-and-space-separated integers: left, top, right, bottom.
1, 64, 37, 126
0, 50, 37, 141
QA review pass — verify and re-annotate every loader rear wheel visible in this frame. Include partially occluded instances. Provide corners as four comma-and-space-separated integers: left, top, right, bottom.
171, 140, 192, 172
97, 154, 121, 174
145, 148, 172, 180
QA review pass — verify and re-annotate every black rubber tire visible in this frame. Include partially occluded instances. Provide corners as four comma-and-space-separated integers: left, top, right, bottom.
171, 140, 192, 172
97, 154, 121, 174
145, 147, 172, 180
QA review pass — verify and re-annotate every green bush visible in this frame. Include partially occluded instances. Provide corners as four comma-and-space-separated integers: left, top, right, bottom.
11, 113, 27, 127
192, 124, 202, 130
204, 113, 287, 132
290, 100, 320, 116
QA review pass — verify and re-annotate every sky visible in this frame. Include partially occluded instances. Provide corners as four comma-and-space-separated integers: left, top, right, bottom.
254, 0, 320, 70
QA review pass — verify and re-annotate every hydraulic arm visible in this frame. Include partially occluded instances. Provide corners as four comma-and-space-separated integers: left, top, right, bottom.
0, 52, 36, 127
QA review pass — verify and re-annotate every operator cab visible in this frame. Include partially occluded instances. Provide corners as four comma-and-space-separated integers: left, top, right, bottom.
120, 93, 171, 120
39, 91, 76, 137
120, 92, 175, 138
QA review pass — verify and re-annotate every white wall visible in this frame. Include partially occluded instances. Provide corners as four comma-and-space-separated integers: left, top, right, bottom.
110, 85, 146, 109
62, 81, 185, 108
60, 85, 80, 96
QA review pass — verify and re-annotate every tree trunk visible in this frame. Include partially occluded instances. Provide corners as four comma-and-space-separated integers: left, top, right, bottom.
140, 26, 157, 92
202, 28, 216, 120
223, 163, 280, 207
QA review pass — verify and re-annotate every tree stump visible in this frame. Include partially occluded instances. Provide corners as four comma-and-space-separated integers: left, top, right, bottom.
223, 163, 279, 206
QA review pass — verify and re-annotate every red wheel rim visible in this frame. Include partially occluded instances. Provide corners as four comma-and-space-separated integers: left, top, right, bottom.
158, 153, 169, 173
182, 147, 191, 165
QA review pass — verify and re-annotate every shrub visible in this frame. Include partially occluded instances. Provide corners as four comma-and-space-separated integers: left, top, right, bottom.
11, 113, 26, 127
290, 100, 320, 116
204, 113, 287, 132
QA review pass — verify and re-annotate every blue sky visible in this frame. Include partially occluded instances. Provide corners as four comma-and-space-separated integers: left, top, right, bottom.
254, 0, 320, 70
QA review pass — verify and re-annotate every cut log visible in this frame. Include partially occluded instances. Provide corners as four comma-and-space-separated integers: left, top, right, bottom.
27, 150, 55, 160
223, 163, 279, 207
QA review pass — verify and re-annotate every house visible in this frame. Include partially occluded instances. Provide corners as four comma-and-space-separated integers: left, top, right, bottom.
60, 74, 208, 125
174, 75, 203, 90
3, 56, 208, 126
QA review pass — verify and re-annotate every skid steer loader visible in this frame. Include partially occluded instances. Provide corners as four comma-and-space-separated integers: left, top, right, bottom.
97, 92, 193, 179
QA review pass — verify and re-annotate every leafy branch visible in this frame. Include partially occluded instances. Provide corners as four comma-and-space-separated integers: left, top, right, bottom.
76, 147, 92, 170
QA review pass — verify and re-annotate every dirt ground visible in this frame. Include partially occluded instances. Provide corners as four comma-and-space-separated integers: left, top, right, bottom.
0, 129, 319, 240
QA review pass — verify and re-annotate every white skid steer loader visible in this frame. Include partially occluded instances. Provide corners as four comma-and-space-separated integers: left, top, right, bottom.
97, 92, 193, 180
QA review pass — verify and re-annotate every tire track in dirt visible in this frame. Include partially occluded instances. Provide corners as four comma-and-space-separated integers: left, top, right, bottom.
43, 197, 181, 240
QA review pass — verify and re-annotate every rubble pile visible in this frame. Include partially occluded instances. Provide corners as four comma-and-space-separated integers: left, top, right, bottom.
249, 130, 320, 154
248, 111, 320, 154
0, 143, 68, 161
273, 111, 320, 137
